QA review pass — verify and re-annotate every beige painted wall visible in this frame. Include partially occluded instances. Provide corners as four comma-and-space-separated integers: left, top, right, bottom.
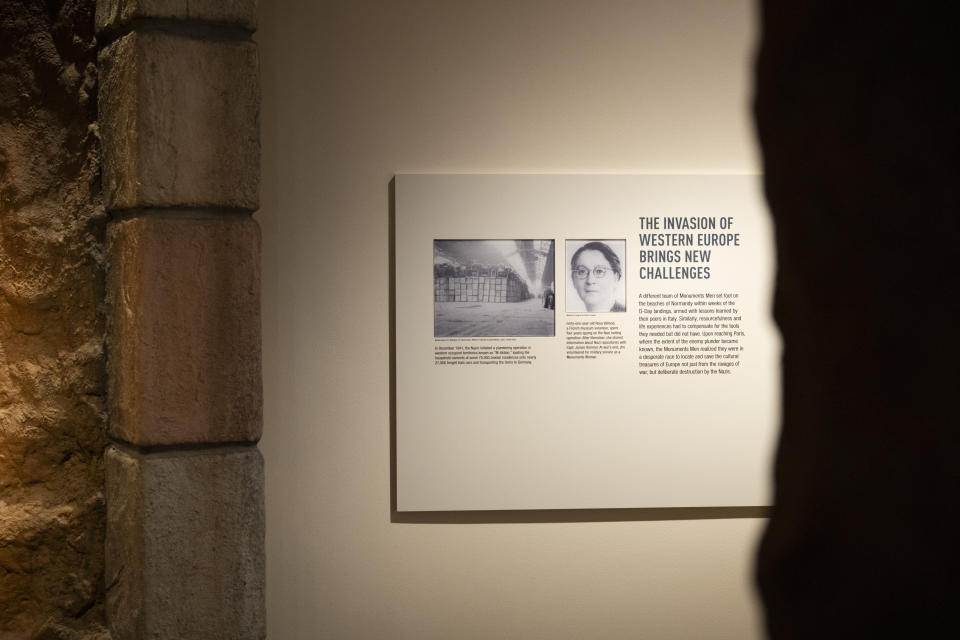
257, 1, 769, 638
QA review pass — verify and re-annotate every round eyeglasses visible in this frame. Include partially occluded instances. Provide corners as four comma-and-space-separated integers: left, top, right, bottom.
573, 265, 616, 279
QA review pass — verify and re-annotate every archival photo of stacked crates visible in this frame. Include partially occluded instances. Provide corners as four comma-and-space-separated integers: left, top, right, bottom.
433, 239, 555, 337
433, 265, 528, 303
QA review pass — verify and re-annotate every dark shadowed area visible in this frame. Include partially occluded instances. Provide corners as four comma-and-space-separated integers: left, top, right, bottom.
755, 3, 959, 637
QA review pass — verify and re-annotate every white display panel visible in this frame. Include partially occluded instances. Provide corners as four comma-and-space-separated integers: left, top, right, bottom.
395, 175, 779, 511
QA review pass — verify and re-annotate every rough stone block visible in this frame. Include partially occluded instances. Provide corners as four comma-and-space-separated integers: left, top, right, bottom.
107, 215, 262, 445
105, 445, 265, 640
96, 0, 257, 33
99, 31, 259, 210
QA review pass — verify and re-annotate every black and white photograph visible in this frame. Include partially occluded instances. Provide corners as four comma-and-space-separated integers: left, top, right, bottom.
565, 239, 627, 312
434, 239, 555, 337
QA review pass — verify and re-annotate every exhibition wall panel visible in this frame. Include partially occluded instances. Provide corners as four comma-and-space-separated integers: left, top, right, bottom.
258, 1, 769, 638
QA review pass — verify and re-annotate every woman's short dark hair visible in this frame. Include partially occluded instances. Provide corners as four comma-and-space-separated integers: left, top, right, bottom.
570, 241, 622, 278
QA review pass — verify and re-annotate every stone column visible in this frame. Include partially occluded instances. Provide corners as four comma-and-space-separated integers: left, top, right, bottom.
96, 2, 264, 639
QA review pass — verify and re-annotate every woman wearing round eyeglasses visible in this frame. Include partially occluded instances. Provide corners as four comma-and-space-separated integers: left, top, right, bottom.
570, 241, 626, 312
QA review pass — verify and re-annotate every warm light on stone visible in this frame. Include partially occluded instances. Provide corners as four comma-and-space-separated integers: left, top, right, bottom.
0, 1, 107, 637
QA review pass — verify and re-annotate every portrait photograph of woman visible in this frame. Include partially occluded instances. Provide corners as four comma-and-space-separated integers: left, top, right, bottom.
565, 239, 627, 313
